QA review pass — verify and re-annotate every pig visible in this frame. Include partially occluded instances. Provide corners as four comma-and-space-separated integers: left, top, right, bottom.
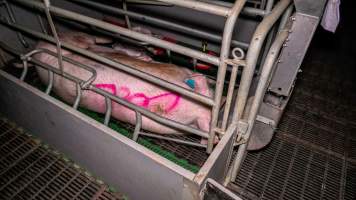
33, 32, 213, 140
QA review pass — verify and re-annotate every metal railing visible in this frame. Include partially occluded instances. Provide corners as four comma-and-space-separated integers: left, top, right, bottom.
0, 0, 291, 161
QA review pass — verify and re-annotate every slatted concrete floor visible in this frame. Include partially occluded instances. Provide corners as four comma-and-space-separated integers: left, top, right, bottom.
230, 30, 356, 200
0, 118, 125, 200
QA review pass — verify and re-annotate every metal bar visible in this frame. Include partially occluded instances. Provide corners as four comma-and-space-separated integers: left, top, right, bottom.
229, 29, 289, 182
12, 0, 220, 66
132, 111, 142, 141
122, 0, 132, 29
221, 64, 239, 131
36, 14, 48, 35
72, 83, 82, 110
200, 0, 267, 16
207, 0, 247, 153
278, 4, 294, 32
42, 0, 64, 74
45, 70, 54, 94
69, 0, 250, 49
0, 18, 215, 107
2, 0, 28, 48
153, 0, 231, 17
231, 0, 291, 123
91, 87, 210, 138
139, 132, 207, 148
104, 97, 112, 126
20, 60, 28, 81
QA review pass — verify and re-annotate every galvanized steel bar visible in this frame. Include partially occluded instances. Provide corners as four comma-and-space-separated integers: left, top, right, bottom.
69, 0, 250, 49
45, 71, 54, 94
207, 0, 247, 153
132, 111, 142, 141
11, 0, 220, 66
231, 0, 291, 123
73, 83, 82, 110
104, 97, 112, 126
90, 87, 210, 138
1, 0, 28, 48
153, 0, 231, 17
20, 60, 28, 81
230, 29, 289, 182
42, 0, 64, 74
139, 132, 207, 148
0, 19, 215, 107
221, 64, 239, 131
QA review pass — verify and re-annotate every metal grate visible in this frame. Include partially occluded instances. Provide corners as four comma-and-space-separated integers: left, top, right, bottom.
0, 118, 125, 200
230, 41, 356, 199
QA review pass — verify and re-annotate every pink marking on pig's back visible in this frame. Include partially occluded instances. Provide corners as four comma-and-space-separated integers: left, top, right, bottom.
96, 84, 181, 113
95, 84, 117, 95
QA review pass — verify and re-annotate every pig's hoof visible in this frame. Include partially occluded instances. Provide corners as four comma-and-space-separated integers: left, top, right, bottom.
200, 136, 219, 145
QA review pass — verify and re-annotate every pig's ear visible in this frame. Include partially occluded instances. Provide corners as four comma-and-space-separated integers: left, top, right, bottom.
191, 74, 212, 97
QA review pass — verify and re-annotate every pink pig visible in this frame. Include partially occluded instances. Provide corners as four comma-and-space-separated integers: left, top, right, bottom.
33, 32, 213, 139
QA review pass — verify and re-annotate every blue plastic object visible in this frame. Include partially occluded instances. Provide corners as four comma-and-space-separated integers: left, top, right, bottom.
185, 79, 195, 89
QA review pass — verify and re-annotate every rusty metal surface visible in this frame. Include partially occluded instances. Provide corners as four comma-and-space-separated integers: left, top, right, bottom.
229, 36, 356, 199
0, 118, 124, 200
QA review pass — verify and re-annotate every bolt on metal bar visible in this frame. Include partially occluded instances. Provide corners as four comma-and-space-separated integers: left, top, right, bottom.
42, 0, 64, 75
229, 28, 290, 183
0, 19, 215, 107
132, 111, 142, 141
12, 0, 220, 66
207, 0, 247, 153
69, 0, 250, 49
1, 0, 28, 48
231, 0, 291, 124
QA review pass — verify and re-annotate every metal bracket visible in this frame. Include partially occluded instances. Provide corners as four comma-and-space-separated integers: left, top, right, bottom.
237, 120, 249, 135
256, 115, 276, 127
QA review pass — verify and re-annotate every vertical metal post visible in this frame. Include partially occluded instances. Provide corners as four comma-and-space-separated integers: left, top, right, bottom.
2, 0, 28, 48
20, 60, 28, 81
230, 29, 289, 182
73, 83, 82, 110
122, 0, 132, 29
132, 111, 142, 141
45, 70, 54, 94
104, 97, 112, 126
42, 0, 64, 75
207, 0, 247, 153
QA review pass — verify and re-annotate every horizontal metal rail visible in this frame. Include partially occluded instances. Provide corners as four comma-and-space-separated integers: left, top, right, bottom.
69, 0, 250, 49
11, 0, 220, 66
153, 0, 231, 17
0, 19, 215, 107
0, 42, 210, 139
229, 28, 290, 182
